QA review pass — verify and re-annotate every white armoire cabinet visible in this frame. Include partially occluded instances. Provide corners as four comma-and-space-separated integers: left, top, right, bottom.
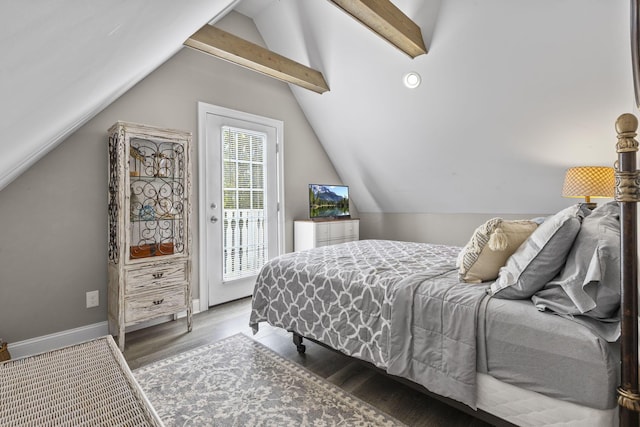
294, 219, 360, 251
107, 121, 193, 351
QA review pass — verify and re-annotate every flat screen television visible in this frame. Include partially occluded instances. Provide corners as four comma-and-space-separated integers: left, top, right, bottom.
309, 184, 350, 219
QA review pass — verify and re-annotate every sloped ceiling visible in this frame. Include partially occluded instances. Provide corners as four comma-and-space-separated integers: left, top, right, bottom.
2, 0, 635, 216
0, 0, 238, 191
240, 0, 634, 214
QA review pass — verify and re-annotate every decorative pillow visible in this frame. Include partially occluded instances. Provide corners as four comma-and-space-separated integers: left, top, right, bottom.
490, 204, 589, 299
531, 202, 621, 321
458, 218, 538, 283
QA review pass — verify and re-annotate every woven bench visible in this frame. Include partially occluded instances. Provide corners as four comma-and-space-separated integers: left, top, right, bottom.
0, 335, 163, 426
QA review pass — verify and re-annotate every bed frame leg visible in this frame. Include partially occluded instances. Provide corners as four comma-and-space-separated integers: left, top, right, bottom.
293, 333, 306, 353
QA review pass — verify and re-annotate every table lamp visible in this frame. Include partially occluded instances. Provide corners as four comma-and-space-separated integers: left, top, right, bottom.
562, 166, 615, 210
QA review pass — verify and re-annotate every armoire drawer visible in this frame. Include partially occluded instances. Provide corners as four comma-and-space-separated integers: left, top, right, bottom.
125, 262, 188, 293
124, 287, 187, 323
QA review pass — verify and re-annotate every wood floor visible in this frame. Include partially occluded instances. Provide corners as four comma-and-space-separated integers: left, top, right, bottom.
123, 297, 495, 427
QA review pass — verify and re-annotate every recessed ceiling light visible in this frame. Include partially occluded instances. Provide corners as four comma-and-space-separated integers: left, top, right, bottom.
403, 72, 421, 89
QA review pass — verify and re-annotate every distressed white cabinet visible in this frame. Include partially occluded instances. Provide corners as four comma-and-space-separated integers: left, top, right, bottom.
107, 121, 193, 351
294, 219, 359, 251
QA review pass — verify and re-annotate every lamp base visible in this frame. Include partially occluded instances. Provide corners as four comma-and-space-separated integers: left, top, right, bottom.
581, 202, 597, 210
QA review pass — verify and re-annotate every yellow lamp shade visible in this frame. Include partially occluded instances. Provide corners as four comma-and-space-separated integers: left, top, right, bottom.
562, 166, 615, 203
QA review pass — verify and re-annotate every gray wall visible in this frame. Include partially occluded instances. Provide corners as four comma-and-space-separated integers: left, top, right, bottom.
359, 212, 550, 247
0, 12, 343, 343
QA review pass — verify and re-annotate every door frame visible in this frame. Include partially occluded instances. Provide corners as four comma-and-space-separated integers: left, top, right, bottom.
197, 102, 285, 312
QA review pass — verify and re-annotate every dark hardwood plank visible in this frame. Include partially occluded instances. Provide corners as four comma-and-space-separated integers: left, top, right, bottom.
123, 297, 493, 427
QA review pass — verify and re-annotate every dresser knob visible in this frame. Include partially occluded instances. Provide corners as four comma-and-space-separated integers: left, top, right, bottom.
152, 299, 164, 305
152, 272, 164, 279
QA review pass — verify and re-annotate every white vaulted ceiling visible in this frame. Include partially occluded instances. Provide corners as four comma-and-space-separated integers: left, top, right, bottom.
239, 0, 633, 214
0, 0, 238, 190
1, 0, 635, 214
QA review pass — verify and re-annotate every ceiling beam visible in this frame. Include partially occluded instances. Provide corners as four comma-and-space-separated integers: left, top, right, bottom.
329, 0, 427, 58
184, 25, 329, 94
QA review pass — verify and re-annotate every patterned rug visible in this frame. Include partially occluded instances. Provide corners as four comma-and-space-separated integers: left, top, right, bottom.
133, 333, 405, 426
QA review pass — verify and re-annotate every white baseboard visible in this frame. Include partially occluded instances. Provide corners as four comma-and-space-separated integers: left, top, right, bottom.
8, 321, 109, 360
8, 299, 202, 359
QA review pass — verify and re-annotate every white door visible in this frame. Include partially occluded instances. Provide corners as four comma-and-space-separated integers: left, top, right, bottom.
198, 104, 284, 309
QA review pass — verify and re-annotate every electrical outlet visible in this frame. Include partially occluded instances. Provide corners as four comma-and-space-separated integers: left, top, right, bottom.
86, 290, 99, 308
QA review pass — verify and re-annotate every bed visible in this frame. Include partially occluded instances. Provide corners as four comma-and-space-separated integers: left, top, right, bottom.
249, 113, 640, 427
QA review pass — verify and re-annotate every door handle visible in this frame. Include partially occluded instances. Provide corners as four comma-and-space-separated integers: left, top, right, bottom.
210, 216, 218, 223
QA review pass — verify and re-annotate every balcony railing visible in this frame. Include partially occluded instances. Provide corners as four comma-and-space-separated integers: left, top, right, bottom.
223, 209, 267, 280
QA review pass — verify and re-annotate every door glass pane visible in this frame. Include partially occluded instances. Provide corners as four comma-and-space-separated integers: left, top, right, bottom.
251, 136, 264, 162
222, 127, 268, 281
252, 164, 263, 189
223, 162, 236, 189
223, 131, 236, 160
237, 133, 251, 161
238, 163, 251, 188
223, 190, 236, 209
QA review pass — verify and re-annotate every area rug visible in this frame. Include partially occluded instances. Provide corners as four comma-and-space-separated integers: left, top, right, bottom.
133, 333, 405, 426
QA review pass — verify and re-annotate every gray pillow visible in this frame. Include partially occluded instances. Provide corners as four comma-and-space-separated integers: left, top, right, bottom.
490, 204, 589, 299
531, 202, 620, 320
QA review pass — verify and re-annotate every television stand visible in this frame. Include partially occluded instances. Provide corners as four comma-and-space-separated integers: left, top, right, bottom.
310, 215, 352, 222
294, 218, 359, 251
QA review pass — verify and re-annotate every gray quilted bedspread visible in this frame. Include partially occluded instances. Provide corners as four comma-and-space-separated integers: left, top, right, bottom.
249, 239, 488, 408
386, 268, 489, 408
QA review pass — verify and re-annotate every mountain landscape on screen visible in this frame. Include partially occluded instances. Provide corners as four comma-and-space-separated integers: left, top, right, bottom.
309, 184, 350, 219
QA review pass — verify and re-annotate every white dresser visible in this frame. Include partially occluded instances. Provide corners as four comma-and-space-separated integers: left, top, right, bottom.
294, 219, 359, 251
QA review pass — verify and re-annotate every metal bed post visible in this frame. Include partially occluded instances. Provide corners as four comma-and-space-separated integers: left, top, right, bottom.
615, 113, 640, 427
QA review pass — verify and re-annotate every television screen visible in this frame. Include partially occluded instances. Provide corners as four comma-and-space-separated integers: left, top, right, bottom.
309, 184, 350, 219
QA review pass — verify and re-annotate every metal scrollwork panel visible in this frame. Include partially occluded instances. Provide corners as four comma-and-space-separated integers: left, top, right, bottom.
129, 138, 184, 179
107, 130, 122, 264
128, 137, 186, 260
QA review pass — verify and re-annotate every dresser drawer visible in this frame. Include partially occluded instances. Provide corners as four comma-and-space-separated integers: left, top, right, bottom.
124, 287, 187, 324
315, 223, 330, 240
125, 262, 188, 293
327, 221, 345, 239
343, 220, 357, 238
